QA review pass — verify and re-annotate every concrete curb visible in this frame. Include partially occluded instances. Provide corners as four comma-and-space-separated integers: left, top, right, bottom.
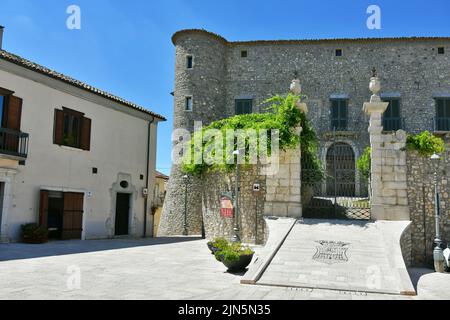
241, 217, 297, 285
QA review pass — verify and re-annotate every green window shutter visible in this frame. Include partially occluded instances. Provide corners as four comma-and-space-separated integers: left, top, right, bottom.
235, 99, 252, 115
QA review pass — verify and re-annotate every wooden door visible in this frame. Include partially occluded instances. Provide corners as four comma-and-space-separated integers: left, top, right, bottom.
39, 190, 49, 228
62, 192, 84, 240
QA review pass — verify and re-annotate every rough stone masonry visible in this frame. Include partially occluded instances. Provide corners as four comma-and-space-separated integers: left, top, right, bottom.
158, 29, 450, 245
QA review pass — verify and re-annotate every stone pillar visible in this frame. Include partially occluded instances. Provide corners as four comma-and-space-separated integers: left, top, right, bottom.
264, 77, 305, 218
363, 72, 410, 220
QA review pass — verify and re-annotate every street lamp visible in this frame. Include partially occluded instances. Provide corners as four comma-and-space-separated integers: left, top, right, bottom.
431, 153, 444, 272
182, 174, 189, 236
231, 150, 241, 243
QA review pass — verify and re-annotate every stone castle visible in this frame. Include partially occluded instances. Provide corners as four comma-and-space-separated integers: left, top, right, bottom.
158, 29, 450, 254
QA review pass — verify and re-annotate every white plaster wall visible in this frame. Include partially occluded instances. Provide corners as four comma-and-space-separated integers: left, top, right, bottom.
0, 67, 159, 241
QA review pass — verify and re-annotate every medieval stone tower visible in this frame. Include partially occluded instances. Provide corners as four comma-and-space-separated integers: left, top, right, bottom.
158, 30, 230, 235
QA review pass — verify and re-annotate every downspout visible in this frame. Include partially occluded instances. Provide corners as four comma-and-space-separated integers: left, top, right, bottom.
144, 116, 155, 238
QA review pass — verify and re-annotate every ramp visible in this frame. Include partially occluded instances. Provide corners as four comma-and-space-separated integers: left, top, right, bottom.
248, 219, 415, 296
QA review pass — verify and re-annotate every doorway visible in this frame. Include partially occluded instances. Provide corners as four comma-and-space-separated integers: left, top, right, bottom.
47, 191, 64, 240
115, 193, 130, 236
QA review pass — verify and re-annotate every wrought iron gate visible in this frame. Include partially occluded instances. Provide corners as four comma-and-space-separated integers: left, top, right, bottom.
302, 140, 371, 220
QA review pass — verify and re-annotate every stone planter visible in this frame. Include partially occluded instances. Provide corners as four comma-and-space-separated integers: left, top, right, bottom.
207, 242, 220, 255
219, 253, 254, 273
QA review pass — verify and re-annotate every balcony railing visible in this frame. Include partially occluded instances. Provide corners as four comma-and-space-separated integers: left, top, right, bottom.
434, 117, 450, 132
382, 117, 404, 132
0, 128, 29, 159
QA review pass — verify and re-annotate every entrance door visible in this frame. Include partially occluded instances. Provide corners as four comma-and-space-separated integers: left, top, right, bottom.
115, 193, 130, 236
326, 143, 356, 197
39, 190, 84, 240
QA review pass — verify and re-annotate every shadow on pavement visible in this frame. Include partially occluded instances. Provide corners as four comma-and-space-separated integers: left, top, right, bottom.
0, 237, 202, 262
408, 267, 435, 291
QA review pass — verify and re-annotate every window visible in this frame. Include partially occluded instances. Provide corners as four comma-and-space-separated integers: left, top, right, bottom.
438, 47, 445, 54
235, 99, 252, 115
436, 98, 450, 131
241, 50, 248, 58
186, 55, 193, 69
335, 49, 343, 57
54, 107, 91, 150
185, 97, 193, 111
382, 98, 401, 131
330, 99, 348, 130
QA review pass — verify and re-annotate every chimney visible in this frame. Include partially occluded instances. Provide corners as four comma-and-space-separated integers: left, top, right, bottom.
0, 26, 3, 50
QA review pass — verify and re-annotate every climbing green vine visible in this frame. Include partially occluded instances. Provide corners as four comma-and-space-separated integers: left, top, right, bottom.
181, 93, 323, 183
357, 147, 371, 181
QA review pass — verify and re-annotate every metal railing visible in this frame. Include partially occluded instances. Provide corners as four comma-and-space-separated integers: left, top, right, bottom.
434, 117, 450, 132
0, 128, 29, 158
382, 117, 404, 132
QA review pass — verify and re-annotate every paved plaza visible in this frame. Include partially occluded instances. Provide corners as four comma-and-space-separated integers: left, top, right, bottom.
0, 236, 448, 300
257, 219, 414, 295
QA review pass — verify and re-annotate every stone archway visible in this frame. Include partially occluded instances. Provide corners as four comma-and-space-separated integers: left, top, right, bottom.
320, 140, 361, 197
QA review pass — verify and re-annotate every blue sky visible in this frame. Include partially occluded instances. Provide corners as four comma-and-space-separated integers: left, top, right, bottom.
0, 0, 449, 174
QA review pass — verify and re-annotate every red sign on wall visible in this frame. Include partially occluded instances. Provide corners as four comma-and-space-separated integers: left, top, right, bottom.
220, 196, 234, 218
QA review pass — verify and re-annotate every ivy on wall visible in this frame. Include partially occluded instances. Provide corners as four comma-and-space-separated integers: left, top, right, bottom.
182, 93, 323, 182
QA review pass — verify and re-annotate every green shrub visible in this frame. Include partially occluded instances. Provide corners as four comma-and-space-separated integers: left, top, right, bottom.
406, 131, 445, 156
210, 237, 229, 250
21, 223, 48, 244
213, 240, 254, 263
357, 147, 371, 181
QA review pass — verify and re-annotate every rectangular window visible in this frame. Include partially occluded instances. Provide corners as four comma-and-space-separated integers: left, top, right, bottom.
438, 47, 445, 54
185, 97, 193, 111
436, 98, 450, 131
186, 56, 193, 69
241, 50, 248, 58
335, 49, 343, 57
382, 98, 401, 131
330, 99, 348, 130
54, 108, 91, 150
235, 99, 252, 115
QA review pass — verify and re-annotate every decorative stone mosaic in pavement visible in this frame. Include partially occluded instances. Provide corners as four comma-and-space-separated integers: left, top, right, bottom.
257, 219, 414, 295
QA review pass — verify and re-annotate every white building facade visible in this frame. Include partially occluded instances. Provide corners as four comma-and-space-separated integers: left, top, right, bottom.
0, 48, 165, 242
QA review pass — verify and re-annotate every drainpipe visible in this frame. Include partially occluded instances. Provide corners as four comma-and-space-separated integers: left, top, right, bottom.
143, 116, 155, 238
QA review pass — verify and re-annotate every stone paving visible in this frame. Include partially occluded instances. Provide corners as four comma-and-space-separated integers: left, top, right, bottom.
257, 219, 414, 295
0, 237, 446, 300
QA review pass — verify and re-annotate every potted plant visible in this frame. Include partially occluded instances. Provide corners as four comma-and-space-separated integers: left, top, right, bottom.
214, 241, 254, 273
207, 237, 228, 254
21, 223, 49, 244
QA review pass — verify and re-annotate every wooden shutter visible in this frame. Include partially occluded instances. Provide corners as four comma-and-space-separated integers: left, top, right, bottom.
5, 95, 22, 131
53, 109, 64, 145
80, 117, 91, 151
39, 190, 49, 228
62, 192, 84, 240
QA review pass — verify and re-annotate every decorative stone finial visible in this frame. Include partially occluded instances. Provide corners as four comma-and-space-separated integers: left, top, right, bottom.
290, 78, 301, 95
369, 69, 381, 103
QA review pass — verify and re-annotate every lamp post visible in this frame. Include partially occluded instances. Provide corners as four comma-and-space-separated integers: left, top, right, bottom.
232, 150, 241, 243
431, 153, 444, 272
182, 174, 189, 236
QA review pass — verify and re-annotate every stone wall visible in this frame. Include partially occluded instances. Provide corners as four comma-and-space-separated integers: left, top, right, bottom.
400, 223, 413, 267
202, 166, 267, 245
406, 137, 450, 266
264, 147, 302, 218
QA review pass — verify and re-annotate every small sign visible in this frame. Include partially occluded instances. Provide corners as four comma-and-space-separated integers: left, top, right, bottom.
220, 195, 234, 218
253, 183, 261, 193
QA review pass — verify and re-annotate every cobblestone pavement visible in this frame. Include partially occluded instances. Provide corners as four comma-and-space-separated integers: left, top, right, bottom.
0, 238, 445, 300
